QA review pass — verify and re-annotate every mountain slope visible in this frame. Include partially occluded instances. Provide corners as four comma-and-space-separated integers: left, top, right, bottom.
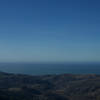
0, 72, 100, 100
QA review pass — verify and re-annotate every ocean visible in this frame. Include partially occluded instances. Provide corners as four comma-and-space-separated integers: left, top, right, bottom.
0, 62, 100, 75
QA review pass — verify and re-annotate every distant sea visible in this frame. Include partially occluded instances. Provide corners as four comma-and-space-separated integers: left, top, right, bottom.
0, 62, 100, 75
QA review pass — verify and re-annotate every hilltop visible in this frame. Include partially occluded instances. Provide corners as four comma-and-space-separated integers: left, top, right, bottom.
0, 72, 100, 100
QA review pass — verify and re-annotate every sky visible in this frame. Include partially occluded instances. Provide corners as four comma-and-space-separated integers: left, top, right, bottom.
0, 0, 100, 63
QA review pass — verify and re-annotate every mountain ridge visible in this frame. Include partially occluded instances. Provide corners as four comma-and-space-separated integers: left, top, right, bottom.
0, 71, 100, 100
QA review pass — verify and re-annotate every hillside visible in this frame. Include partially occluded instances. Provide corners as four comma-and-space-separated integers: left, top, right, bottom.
0, 72, 100, 100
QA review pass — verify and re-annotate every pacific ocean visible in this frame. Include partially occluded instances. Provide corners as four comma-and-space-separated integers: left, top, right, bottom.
0, 62, 100, 75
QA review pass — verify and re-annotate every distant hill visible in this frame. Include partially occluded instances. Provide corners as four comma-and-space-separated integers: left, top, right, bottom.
0, 72, 100, 100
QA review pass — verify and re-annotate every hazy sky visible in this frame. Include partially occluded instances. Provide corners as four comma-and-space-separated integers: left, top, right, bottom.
0, 0, 100, 62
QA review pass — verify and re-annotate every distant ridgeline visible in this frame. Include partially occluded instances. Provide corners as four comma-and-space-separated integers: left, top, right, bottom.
0, 72, 100, 100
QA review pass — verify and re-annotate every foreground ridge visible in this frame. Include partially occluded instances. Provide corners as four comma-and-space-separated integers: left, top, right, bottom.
0, 72, 100, 100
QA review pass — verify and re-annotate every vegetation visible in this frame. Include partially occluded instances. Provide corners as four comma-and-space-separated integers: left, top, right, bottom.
0, 72, 100, 100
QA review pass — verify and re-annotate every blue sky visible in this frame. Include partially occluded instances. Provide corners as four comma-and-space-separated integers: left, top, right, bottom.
0, 0, 100, 62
